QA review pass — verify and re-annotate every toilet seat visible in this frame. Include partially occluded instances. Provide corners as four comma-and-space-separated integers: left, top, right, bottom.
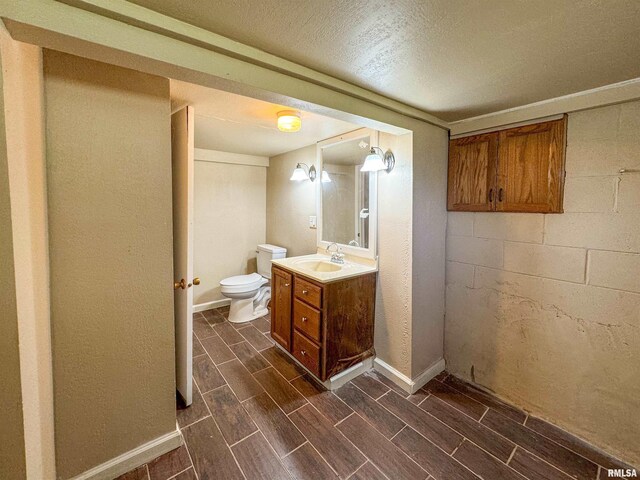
220, 272, 267, 295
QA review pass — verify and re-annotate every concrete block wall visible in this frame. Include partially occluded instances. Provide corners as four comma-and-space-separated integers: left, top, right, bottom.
444, 100, 640, 466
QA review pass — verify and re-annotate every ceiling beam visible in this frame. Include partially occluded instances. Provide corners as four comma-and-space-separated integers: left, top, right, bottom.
1, 0, 448, 130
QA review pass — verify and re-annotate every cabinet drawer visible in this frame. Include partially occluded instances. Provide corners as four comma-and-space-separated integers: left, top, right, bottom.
293, 299, 321, 342
293, 331, 321, 376
294, 277, 322, 309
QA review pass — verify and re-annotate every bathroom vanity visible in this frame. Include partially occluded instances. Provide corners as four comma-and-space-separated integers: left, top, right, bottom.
270, 255, 377, 382
271, 128, 383, 384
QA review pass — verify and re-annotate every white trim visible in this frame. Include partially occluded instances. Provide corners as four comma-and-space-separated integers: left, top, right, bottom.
449, 77, 640, 135
70, 429, 182, 480
194, 148, 269, 167
1, 27, 56, 479
193, 298, 231, 313
323, 357, 374, 391
373, 357, 446, 394
273, 343, 373, 390
450, 114, 565, 139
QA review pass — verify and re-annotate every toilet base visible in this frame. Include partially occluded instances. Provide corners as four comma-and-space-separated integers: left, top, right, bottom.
227, 287, 271, 324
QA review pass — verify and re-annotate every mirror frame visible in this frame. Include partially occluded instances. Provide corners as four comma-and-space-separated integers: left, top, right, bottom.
316, 128, 378, 259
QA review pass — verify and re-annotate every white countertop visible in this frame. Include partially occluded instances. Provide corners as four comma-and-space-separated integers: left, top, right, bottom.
271, 253, 378, 284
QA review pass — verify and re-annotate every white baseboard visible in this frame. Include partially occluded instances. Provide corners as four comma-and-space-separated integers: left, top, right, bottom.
273, 343, 373, 391
374, 357, 446, 394
70, 429, 182, 480
194, 298, 230, 312
323, 357, 374, 391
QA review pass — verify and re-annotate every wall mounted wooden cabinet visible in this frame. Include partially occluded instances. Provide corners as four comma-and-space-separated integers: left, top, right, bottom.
447, 116, 567, 213
270, 266, 376, 382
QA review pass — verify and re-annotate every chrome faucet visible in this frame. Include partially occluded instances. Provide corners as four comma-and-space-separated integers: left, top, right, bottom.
326, 242, 345, 264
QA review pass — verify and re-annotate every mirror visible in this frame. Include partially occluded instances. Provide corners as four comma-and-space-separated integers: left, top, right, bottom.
317, 129, 377, 258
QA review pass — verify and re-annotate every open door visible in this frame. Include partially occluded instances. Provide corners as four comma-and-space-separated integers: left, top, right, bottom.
172, 106, 195, 405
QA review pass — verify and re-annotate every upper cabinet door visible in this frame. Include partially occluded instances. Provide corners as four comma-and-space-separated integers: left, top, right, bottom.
496, 117, 567, 213
447, 133, 498, 211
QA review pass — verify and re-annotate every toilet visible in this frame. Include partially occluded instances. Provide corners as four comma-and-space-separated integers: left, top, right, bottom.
220, 244, 287, 324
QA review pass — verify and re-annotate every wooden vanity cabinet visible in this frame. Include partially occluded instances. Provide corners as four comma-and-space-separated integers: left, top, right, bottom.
270, 267, 292, 350
447, 116, 567, 213
270, 265, 376, 381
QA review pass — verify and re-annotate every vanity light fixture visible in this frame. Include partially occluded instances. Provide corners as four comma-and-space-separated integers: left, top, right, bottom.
277, 110, 302, 132
360, 147, 395, 173
321, 170, 332, 183
290, 163, 317, 182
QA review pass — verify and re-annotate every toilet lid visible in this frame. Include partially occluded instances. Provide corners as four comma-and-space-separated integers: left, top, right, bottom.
220, 272, 263, 287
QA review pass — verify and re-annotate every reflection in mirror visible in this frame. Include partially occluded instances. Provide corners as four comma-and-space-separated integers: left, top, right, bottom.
321, 136, 371, 248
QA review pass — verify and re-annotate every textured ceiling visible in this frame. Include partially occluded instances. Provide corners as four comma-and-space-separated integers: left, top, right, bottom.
130, 0, 640, 121
171, 80, 360, 156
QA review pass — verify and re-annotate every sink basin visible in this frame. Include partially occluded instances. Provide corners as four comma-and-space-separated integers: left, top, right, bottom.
295, 260, 342, 273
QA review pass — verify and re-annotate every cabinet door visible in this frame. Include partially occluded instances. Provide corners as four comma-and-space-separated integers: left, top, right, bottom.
447, 133, 498, 211
497, 117, 566, 213
270, 268, 292, 350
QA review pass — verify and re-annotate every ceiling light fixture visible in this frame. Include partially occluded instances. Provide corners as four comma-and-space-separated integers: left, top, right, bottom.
277, 110, 302, 132
290, 163, 316, 182
360, 147, 395, 173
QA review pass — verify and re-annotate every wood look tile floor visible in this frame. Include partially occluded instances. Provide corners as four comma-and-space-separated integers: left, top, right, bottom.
119, 307, 635, 480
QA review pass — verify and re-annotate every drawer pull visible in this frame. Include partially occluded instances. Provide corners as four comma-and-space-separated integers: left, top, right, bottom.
301, 316, 308, 322
302, 289, 308, 294
301, 350, 306, 356
284, 283, 290, 287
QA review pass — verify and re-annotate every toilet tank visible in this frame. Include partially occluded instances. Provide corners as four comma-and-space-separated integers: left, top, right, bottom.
257, 244, 287, 279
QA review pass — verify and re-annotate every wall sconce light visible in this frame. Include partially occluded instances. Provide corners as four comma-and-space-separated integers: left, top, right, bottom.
290, 163, 316, 182
360, 147, 395, 173
277, 110, 302, 132
321, 170, 332, 183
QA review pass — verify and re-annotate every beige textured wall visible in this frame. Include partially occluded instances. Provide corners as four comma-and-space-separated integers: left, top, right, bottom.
0, 46, 27, 480
194, 158, 266, 304
411, 126, 449, 377
445, 100, 640, 465
266, 145, 317, 257
374, 132, 414, 375
44, 51, 176, 478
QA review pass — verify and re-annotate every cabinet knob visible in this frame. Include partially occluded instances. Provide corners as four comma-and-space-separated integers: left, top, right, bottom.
498, 188, 504, 202
301, 316, 307, 322
284, 283, 290, 287
301, 350, 306, 356
302, 289, 308, 294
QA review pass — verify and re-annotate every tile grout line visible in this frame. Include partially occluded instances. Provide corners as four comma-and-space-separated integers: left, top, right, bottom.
286, 401, 346, 478
478, 413, 597, 480
227, 429, 260, 449
478, 406, 489, 422
191, 363, 247, 480
179, 384, 201, 480
519, 415, 631, 473
280, 440, 308, 459
179, 413, 212, 431
433, 376, 524, 423
165, 465, 194, 480
333, 411, 355, 427
389, 424, 407, 442
347, 411, 430, 478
